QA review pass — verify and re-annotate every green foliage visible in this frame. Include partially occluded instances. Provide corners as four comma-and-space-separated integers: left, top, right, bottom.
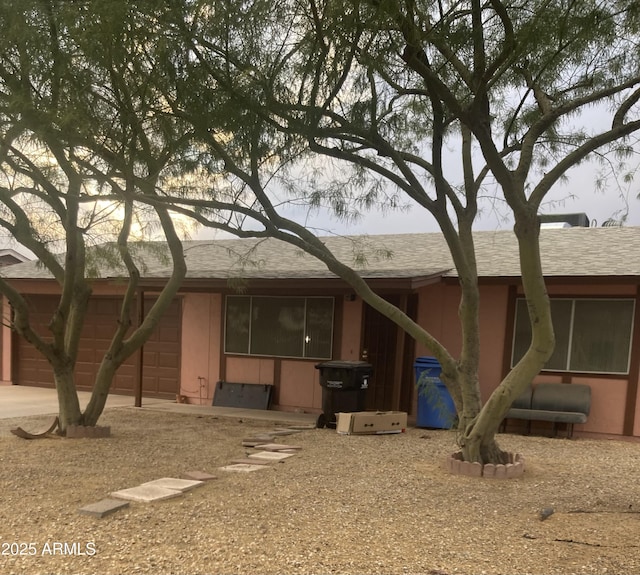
141, 0, 640, 460
1, 0, 639, 452
139, 0, 640, 236
0, 0, 190, 429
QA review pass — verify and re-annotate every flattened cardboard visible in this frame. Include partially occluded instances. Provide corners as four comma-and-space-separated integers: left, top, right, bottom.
336, 411, 407, 435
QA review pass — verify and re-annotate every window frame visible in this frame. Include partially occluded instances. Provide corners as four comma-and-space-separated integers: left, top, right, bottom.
223, 295, 335, 360
510, 296, 636, 376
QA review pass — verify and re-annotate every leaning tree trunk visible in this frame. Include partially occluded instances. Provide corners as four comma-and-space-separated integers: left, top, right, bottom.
82, 356, 119, 427
53, 365, 83, 434
459, 213, 555, 464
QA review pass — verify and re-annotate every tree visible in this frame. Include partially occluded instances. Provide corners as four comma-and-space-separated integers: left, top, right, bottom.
0, 0, 190, 434
143, 0, 640, 463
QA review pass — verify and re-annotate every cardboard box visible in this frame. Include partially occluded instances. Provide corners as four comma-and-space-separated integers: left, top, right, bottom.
336, 411, 407, 435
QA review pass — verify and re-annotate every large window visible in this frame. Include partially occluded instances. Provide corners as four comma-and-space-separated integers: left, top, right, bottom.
224, 296, 334, 359
512, 298, 635, 374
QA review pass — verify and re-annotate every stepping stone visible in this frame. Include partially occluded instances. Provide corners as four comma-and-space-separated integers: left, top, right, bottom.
140, 478, 204, 492
219, 464, 268, 473
242, 440, 271, 448
110, 485, 183, 503
230, 457, 271, 466
245, 434, 276, 442
255, 443, 302, 452
183, 471, 218, 481
248, 451, 296, 461
78, 498, 130, 518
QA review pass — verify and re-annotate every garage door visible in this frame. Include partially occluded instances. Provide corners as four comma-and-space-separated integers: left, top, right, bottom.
14, 295, 181, 399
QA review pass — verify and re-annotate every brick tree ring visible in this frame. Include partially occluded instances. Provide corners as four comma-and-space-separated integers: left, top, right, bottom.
445, 452, 525, 478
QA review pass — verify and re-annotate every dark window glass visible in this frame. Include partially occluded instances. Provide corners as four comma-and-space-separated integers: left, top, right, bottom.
225, 296, 334, 359
512, 298, 634, 374
224, 296, 250, 354
570, 300, 634, 373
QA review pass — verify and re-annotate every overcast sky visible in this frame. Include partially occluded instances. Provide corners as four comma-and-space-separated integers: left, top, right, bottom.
327, 179, 637, 237
260, 154, 640, 238
3, 150, 638, 258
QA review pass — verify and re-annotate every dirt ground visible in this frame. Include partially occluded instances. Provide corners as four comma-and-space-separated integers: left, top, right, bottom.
1, 407, 639, 575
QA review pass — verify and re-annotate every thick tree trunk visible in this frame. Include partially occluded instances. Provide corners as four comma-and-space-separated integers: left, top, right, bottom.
455, 276, 483, 431
82, 358, 117, 427
456, 362, 482, 432
53, 366, 83, 434
461, 428, 509, 464
459, 212, 555, 463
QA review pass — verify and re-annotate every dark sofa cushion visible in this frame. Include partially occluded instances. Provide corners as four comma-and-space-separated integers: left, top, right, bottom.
532, 383, 591, 415
510, 385, 533, 409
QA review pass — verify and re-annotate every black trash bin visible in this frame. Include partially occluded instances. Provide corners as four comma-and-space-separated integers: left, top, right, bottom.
315, 360, 372, 429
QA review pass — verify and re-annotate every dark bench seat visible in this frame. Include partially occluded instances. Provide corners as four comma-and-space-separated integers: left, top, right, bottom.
503, 383, 591, 438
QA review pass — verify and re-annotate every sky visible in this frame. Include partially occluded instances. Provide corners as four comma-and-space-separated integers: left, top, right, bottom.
3, 146, 638, 259
190, 109, 640, 240
317, 166, 639, 237
300, 185, 636, 237
218, 154, 640, 239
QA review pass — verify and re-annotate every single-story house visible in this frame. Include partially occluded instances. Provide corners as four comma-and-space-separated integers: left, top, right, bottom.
2, 225, 640, 438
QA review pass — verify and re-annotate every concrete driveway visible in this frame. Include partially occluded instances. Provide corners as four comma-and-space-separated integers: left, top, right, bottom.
0, 385, 166, 419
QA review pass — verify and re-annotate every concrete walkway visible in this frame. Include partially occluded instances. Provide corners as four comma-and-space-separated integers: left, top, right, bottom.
0, 384, 167, 419
0, 384, 318, 426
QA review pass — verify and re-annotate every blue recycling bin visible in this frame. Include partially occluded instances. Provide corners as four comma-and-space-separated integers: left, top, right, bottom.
414, 357, 457, 429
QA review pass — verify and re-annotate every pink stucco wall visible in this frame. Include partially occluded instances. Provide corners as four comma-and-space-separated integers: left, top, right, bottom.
412, 281, 638, 437
278, 360, 322, 410
415, 283, 461, 357
225, 357, 275, 384
634, 384, 640, 437
572, 376, 627, 436
411, 282, 463, 415
180, 293, 222, 403
180, 293, 364, 411
414, 283, 509, 400
176, 284, 640, 435
477, 285, 511, 401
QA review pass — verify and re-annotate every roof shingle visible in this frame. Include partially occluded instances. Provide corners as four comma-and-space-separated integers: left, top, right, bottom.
1, 226, 638, 281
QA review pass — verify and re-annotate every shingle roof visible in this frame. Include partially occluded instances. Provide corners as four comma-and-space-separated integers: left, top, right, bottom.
472, 226, 640, 277
1, 226, 639, 281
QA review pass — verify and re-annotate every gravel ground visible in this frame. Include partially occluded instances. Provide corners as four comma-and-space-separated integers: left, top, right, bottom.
1, 407, 640, 575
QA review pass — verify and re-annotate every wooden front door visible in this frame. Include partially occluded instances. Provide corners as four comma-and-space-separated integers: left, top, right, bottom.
361, 295, 417, 412
362, 296, 400, 411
